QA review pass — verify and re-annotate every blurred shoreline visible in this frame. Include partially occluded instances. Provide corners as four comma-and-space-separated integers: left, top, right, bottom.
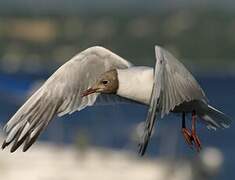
0, 135, 224, 180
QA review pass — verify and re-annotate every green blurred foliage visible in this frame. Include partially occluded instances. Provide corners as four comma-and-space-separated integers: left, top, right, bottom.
0, 7, 234, 73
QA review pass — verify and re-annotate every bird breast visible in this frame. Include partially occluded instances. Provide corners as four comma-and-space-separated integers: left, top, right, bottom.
116, 67, 154, 105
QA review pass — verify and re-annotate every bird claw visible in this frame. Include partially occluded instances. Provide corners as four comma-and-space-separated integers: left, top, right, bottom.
182, 128, 193, 147
182, 128, 202, 152
191, 131, 202, 152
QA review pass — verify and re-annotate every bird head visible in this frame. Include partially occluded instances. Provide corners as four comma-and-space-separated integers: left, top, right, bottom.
82, 69, 119, 97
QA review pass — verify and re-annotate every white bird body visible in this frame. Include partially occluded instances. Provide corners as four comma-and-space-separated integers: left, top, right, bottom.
117, 67, 212, 115
117, 67, 154, 105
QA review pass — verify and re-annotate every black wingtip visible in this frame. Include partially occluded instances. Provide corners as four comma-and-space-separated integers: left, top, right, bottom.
2, 140, 8, 150
22, 138, 36, 152
10, 147, 17, 153
2, 140, 19, 153
138, 145, 146, 156
138, 132, 151, 156
23, 128, 42, 152
138, 140, 149, 156
10, 141, 21, 153
10, 134, 29, 153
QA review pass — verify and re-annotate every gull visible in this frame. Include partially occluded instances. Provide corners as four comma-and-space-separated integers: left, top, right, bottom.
1, 45, 232, 154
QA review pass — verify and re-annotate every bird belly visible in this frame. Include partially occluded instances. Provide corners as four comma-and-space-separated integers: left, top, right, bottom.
172, 100, 206, 113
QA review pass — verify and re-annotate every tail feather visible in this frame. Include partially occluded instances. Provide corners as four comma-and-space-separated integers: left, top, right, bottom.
198, 104, 232, 130
2, 88, 59, 152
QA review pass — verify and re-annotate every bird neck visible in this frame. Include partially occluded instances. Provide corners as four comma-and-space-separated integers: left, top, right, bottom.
116, 67, 154, 105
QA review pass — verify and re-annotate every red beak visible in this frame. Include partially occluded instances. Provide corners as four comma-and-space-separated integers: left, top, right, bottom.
81, 88, 99, 97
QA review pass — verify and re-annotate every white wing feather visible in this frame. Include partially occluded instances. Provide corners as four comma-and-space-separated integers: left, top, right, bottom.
2, 46, 132, 152
139, 45, 207, 155
155, 46, 207, 117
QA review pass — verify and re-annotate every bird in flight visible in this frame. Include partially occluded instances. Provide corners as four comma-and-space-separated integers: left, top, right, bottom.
2, 46, 232, 154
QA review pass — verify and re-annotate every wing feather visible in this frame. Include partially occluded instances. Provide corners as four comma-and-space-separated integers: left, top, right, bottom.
158, 46, 207, 116
138, 46, 164, 156
139, 45, 207, 156
2, 46, 132, 152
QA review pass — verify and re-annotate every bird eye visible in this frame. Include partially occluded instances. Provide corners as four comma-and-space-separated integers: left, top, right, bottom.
102, 80, 109, 85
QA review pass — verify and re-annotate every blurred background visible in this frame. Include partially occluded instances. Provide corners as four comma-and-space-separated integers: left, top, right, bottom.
0, 0, 234, 180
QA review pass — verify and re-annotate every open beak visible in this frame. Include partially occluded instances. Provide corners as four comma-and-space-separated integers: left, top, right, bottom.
81, 88, 99, 97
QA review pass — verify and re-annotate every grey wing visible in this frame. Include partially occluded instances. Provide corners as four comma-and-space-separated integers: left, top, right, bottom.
138, 45, 207, 156
158, 45, 207, 117
2, 46, 132, 152
138, 47, 164, 156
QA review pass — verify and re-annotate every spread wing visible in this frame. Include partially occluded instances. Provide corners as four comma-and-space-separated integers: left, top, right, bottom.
139, 45, 207, 156
157, 46, 207, 116
2, 46, 132, 152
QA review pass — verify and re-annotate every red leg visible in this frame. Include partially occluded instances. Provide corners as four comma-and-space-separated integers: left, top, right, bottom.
182, 128, 193, 147
181, 112, 193, 148
191, 110, 202, 152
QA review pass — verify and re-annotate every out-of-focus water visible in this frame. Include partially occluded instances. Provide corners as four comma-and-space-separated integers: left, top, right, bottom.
0, 73, 234, 179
